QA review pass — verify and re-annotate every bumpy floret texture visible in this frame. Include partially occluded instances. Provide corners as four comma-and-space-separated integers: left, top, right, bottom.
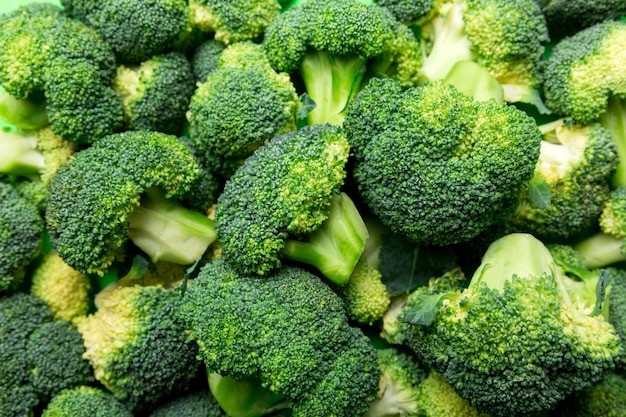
149, 388, 225, 417
553, 373, 626, 417
541, 0, 626, 39
42, 386, 133, 417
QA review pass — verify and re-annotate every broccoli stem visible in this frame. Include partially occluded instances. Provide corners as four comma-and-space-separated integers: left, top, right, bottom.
0, 130, 45, 177
574, 232, 626, 270
442, 60, 504, 103
281, 192, 369, 286
300, 50, 366, 126
207, 373, 288, 417
0, 90, 49, 131
127, 187, 216, 265
599, 96, 626, 188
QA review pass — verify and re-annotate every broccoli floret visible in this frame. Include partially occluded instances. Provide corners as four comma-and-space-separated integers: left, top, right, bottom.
344, 77, 542, 246
540, 0, 626, 40
375, 0, 433, 24
504, 119, 619, 242
543, 21, 626, 187
416, 0, 550, 110
187, 42, 300, 179
0, 181, 43, 293
180, 260, 381, 417
215, 124, 368, 285
191, 38, 226, 84
149, 388, 226, 417
553, 372, 626, 417
113, 52, 195, 134
46, 130, 217, 276
61, 0, 193, 63
414, 371, 489, 417
188, 0, 281, 45
30, 251, 92, 323
363, 347, 427, 417
42, 386, 133, 417
263, 0, 421, 125
77, 283, 200, 411
604, 267, 626, 373
396, 233, 622, 416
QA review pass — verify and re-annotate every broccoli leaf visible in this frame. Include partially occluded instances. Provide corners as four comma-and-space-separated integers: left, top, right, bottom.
400, 293, 448, 326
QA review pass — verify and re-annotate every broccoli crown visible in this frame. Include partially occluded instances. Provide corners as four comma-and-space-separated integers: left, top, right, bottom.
188, 0, 281, 44
600, 186, 626, 238
341, 257, 391, 325
31, 251, 92, 323
42, 386, 133, 417
62, 0, 191, 63
0, 293, 93, 417
544, 21, 626, 124
344, 78, 542, 246
114, 51, 195, 134
506, 120, 619, 242
541, 0, 626, 40
415, 371, 489, 417
400, 233, 622, 416
46, 130, 204, 275
77, 284, 200, 411
554, 372, 626, 417
376, 0, 433, 24
149, 389, 226, 417
0, 181, 43, 293
605, 267, 626, 373
180, 260, 381, 417
191, 38, 226, 84
214, 124, 350, 276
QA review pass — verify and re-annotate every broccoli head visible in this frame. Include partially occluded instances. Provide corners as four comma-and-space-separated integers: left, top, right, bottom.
553, 372, 626, 417
46, 130, 216, 276
375, 0, 433, 24
540, 0, 626, 40
414, 371, 489, 417
42, 386, 133, 417
149, 388, 226, 417
344, 77, 542, 246
190, 38, 226, 84
180, 260, 381, 417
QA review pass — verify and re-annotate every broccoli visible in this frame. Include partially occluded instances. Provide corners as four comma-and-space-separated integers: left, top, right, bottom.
0, 293, 94, 417
414, 371, 490, 417
77, 283, 200, 411
61, 0, 195, 63
540, 0, 626, 40
343, 77, 542, 246
416, 0, 550, 111
263, 0, 422, 125
30, 251, 92, 323
190, 38, 226, 84
0, 181, 43, 294
113, 51, 195, 134
604, 267, 626, 373
46, 130, 217, 276
42, 386, 133, 417
0, 88, 48, 130
207, 373, 288, 417
0, 4, 124, 144
180, 260, 381, 417
504, 119, 619, 242
214, 124, 368, 285
553, 372, 626, 417
543, 21, 626, 188
375, 0, 433, 24
149, 388, 226, 417
363, 347, 427, 417
187, 41, 300, 179
394, 233, 621, 416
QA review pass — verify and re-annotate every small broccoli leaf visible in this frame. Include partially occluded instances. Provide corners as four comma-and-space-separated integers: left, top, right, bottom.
401, 293, 448, 326
528, 172, 551, 209
380, 234, 457, 296
591, 270, 611, 317
180, 257, 204, 297
297, 94, 316, 128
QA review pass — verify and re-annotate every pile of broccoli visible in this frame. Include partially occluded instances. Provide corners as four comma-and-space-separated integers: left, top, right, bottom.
1, 0, 626, 416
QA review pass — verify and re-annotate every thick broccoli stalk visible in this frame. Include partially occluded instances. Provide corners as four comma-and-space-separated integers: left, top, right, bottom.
46, 131, 216, 276
263, 0, 418, 125
207, 373, 287, 417
42, 386, 133, 417
417, 0, 549, 111
0, 89, 48, 130
215, 124, 367, 285
398, 233, 622, 416
344, 78, 542, 246
180, 261, 381, 417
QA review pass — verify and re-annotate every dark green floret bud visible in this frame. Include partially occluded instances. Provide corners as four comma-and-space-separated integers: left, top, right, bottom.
42, 386, 133, 417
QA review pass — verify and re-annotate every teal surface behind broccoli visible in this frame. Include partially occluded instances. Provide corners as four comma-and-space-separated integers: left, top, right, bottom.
42, 386, 133, 417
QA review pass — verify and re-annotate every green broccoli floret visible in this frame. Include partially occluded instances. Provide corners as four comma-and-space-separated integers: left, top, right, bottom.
344, 77, 542, 246
416, 0, 550, 110
214, 124, 368, 285
414, 371, 489, 417
397, 233, 622, 416
61, 0, 194, 63
263, 0, 421, 125
553, 372, 626, 417
180, 260, 381, 417
604, 267, 626, 372
191, 38, 226, 84
375, 0, 433, 24
76, 283, 200, 411
46, 130, 217, 276
188, 0, 281, 45
187, 42, 300, 179
30, 251, 92, 323
0, 181, 43, 294
0, 293, 94, 417
149, 388, 226, 417
113, 51, 195, 134
504, 119, 619, 242
543, 21, 626, 187
540, 0, 626, 40
42, 386, 133, 417
363, 347, 427, 417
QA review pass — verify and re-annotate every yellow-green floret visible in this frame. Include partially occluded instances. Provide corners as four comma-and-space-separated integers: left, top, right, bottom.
415, 371, 489, 417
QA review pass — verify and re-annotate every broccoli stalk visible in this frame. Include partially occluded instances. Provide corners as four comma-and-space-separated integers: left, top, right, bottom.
281, 192, 369, 285
0, 130, 45, 177
127, 188, 217, 265
0, 90, 48, 131
599, 96, 626, 188
207, 373, 288, 417
574, 233, 626, 270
